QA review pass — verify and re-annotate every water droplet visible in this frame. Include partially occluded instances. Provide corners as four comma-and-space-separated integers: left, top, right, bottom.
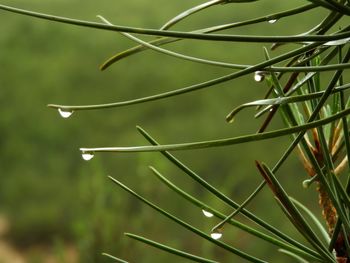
202, 210, 214, 218
210, 232, 222, 240
82, 152, 94, 161
269, 108, 273, 112
268, 19, 277, 24
58, 108, 73, 118
254, 71, 264, 82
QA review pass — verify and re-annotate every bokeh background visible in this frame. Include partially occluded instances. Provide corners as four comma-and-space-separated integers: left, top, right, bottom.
0, 1, 331, 262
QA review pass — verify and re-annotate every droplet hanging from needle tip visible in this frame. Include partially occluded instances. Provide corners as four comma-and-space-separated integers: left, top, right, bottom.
254, 71, 265, 82
82, 152, 94, 161
58, 108, 73, 118
210, 231, 222, 240
202, 209, 214, 218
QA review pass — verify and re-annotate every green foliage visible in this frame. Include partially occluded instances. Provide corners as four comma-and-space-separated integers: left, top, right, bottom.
2, 0, 350, 262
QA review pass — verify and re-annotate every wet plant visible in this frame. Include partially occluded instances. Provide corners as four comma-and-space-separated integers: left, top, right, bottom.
2, 1, 350, 262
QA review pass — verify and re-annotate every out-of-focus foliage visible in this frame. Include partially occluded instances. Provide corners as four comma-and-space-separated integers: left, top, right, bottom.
0, 1, 333, 262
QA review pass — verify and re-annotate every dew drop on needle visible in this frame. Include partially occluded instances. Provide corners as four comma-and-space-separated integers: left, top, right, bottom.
210, 232, 223, 240
82, 152, 94, 161
202, 210, 214, 218
58, 108, 73, 118
254, 71, 264, 82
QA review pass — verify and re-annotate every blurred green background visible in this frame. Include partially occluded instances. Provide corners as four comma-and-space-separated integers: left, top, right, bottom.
0, 1, 331, 262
